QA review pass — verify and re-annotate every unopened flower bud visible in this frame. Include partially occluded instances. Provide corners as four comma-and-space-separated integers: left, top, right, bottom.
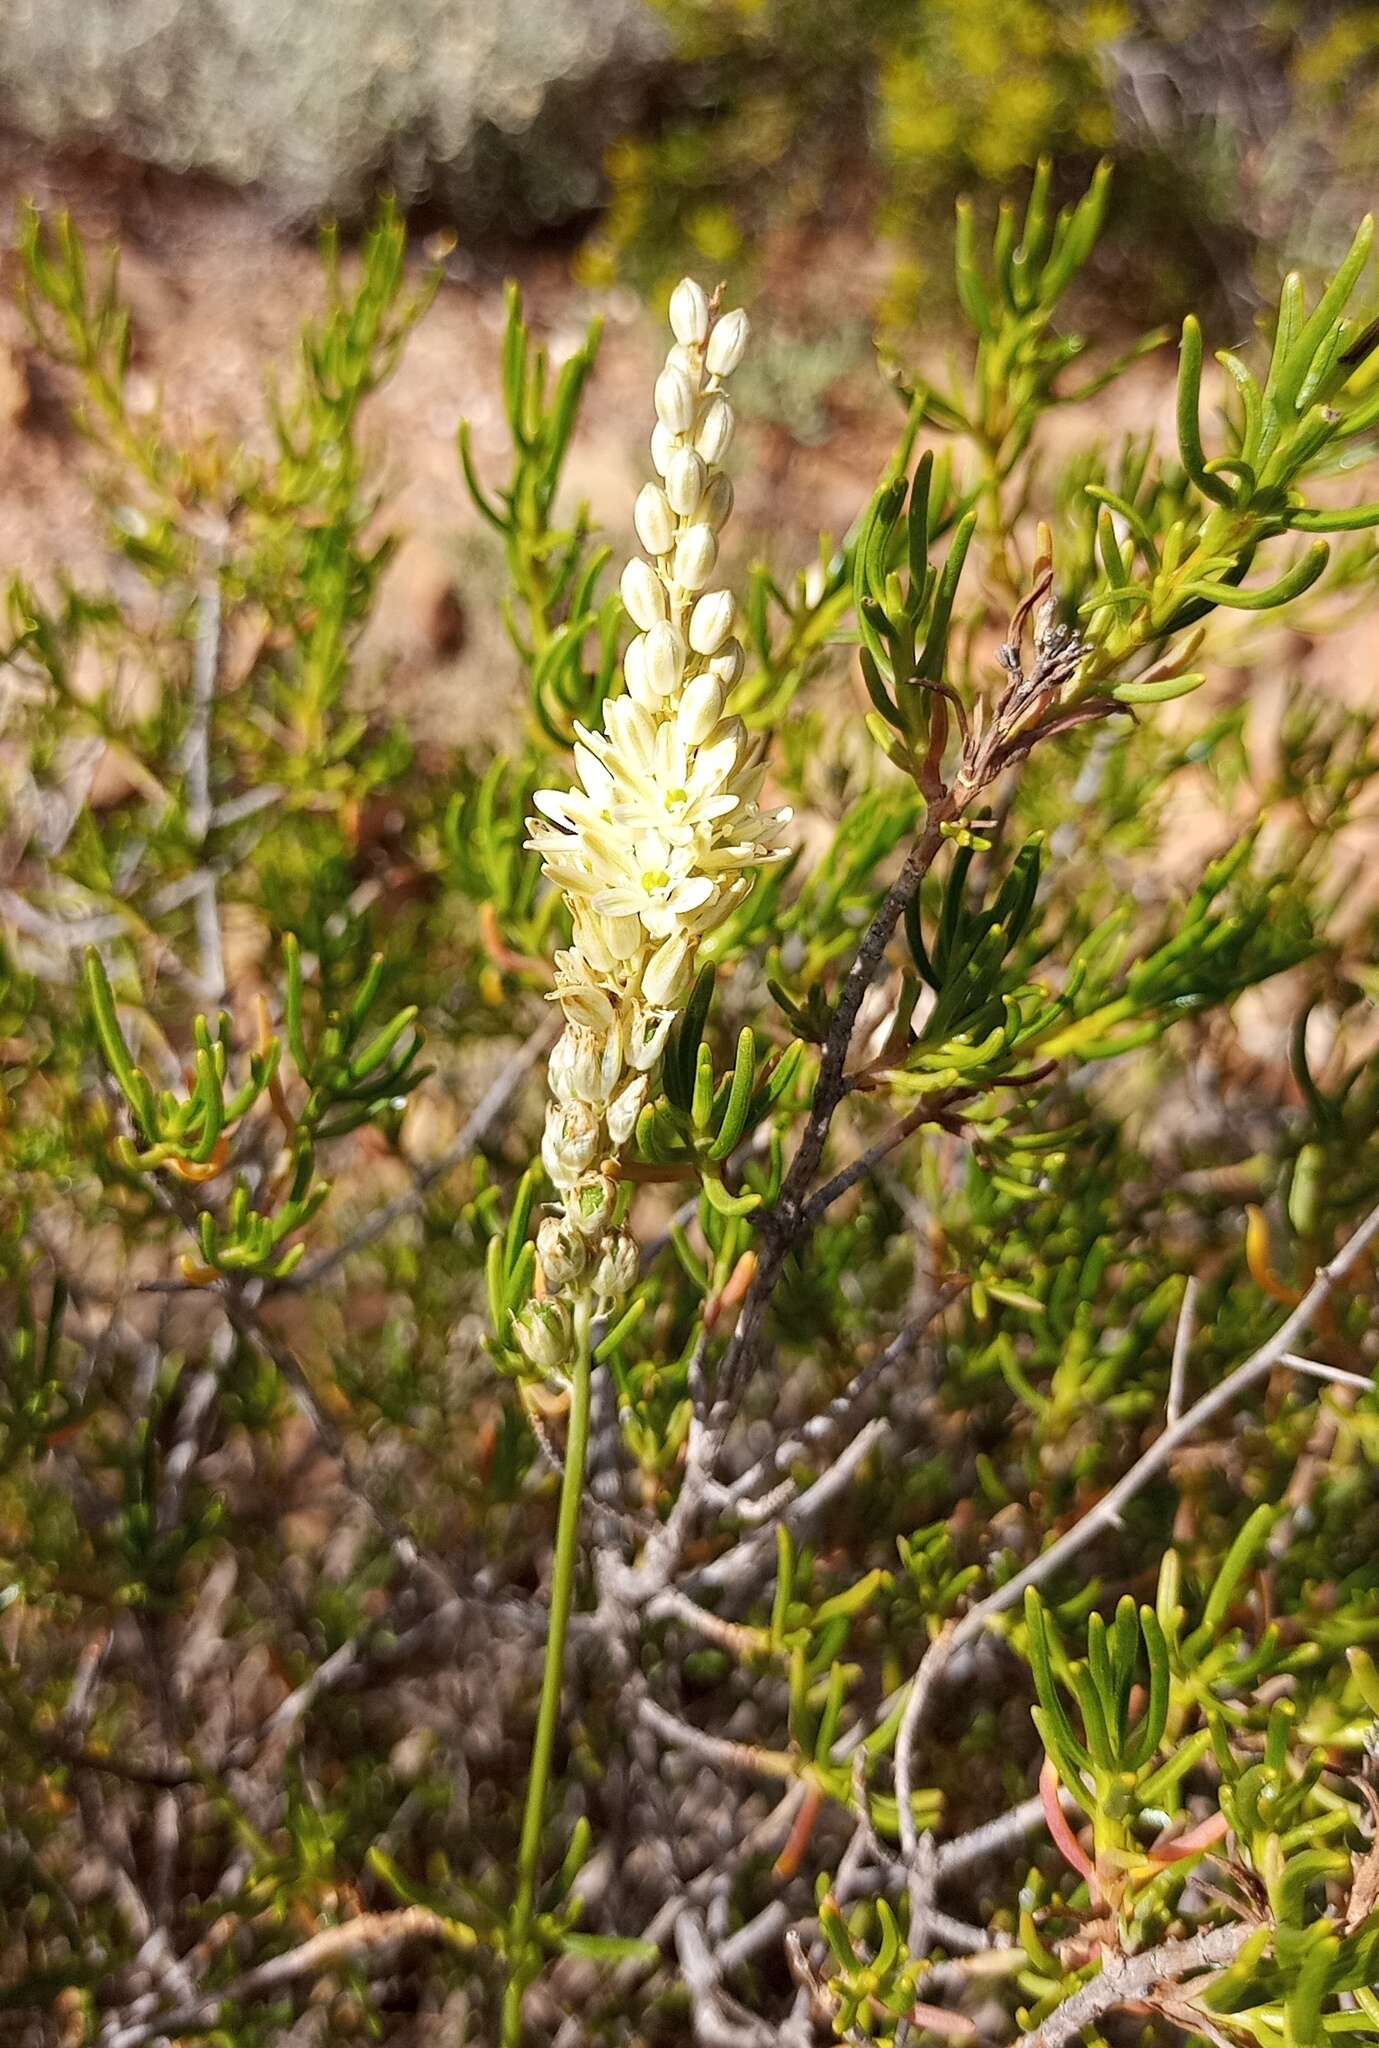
605, 1071, 648, 1146
699, 472, 734, 532
621, 558, 667, 631
650, 422, 677, 477
706, 307, 749, 378
634, 482, 675, 557
643, 930, 692, 1008
592, 1230, 639, 1303
673, 523, 717, 593
642, 620, 686, 697
537, 1216, 586, 1291
654, 365, 696, 435
688, 589, 734, 656
542, 1098, 600, 1187
708, 639, 744, 687
513, 1297, 571, 1374
695, 395, 735, 464
623, 633, 657, 708
669, 277, 710, 346
665, 446, 706, 518
568, 1171, 617, 1240
677, 671, 725, 745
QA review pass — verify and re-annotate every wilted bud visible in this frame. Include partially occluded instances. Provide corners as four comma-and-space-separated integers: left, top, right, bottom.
547, 1027, 580, 1103
542, 1098, 601, 1188
592, 1230, 639, 1303
665, 445, 707, 518
654, 365, 696, 435
673, 524, 718, 594
677, 671, 725, 746
621, 558, 667, 631
555, 978, 615, 1034
634, 482, 676, 557
695, 395, 735, 465
626, 1002, 677, 1073
706, 307, 749, 378
605, 1071, 648, 1147
708, 639, 745, 687
555, 1022, 622, 1104
537, 1215, 586, 1292
669, 277, 710, 347
688, 589, 734, 656
568, 1171, 617, 1240
640, 620, 686, 697
513, 1296, 571, 1374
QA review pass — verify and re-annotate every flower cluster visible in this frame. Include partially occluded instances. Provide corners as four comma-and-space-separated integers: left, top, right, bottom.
514, 280, 789, 1379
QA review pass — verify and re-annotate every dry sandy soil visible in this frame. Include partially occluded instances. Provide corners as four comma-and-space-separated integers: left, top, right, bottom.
0, 140, 1373, 759
0, 145, 919, 749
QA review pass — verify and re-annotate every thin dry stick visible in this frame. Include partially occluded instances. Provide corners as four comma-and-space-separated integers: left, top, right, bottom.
180, 556, 226, 1001
685, 1418, 891, 1601
712, 1282, 966, 1513
1166, 1272, 1199, 1426
890, 1193, 1379, 1891
100, 1906, 474, 2048
1018, 1921, 1250, 2048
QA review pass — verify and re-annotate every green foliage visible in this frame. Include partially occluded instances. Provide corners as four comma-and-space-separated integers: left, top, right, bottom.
5, 163, 1379, 2048
459, 281, 618, 747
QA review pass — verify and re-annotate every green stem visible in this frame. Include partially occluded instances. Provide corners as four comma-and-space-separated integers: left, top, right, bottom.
502, 1298, 592, 2047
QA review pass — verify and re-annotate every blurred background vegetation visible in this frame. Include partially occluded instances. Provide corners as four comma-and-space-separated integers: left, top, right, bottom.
2, 0, 1379, 324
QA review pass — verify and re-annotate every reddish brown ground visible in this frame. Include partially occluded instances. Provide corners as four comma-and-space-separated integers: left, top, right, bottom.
0, 143, 1373, 763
